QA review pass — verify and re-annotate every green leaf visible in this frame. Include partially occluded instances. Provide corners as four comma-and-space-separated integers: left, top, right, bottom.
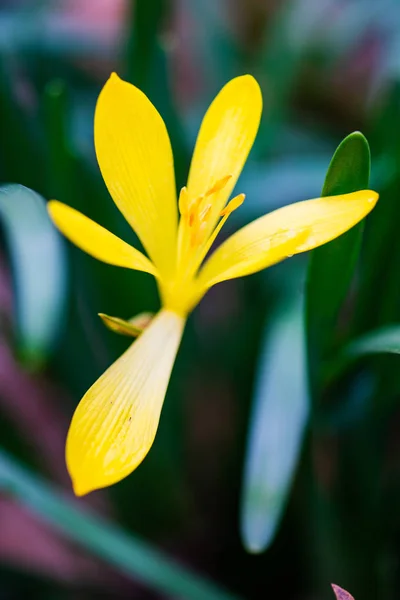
125, 0, 167, 91
322, 325, 400, 386
345, 325, 400, 357
240, 290, 309, 553
306, 132, 371, 391
0, 184, 67, 367
0, 449, 241, 600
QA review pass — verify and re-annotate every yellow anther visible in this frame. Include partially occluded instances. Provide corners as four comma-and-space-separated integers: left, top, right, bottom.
178, 186, 189, 215
220, 193, 245, 217
205, 174, 232, 197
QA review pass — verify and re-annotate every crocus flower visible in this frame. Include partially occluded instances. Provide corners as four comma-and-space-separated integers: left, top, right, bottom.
48, 73, 378, 495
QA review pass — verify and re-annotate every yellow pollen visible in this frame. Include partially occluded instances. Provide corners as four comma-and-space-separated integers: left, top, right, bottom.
205, 174, 232, 197
220, 193, 245, 216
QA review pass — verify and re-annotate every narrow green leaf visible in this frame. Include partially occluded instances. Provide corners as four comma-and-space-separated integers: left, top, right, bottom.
323, 325, 400, 386
125, 0, 167, 90
345, 325, 400, 357
306, 132, 371, 390
0, 185, 67, 367
0, 61, 44, 190
240, 290, 309, 553
42, 79, 77, 205
0, 449, 241, 600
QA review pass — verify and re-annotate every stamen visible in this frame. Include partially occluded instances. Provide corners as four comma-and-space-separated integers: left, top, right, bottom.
192, 193, 245, 271
205, 174, 232, 197
178, 186, 189, 215
188, 195, 204, 226
220, 193, 245, 216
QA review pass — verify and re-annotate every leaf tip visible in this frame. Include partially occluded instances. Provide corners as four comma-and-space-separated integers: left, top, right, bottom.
331, 584, 355, 600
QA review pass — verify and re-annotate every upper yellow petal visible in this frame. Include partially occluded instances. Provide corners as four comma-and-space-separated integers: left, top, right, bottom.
186, 75, 262, 239
197, 190, 379, 289
95, 73, 178, 278
48, 201, 157, 275
66, 309, 185, 496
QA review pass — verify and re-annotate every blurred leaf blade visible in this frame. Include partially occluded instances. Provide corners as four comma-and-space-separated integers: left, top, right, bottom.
0, 448, 241, 600
325, 325, 400, 383
346, 325, 400, 357
125, 0, 167, 90
240, 290, 309, 553
0, 184, 67, 366
306, 132, 371, 391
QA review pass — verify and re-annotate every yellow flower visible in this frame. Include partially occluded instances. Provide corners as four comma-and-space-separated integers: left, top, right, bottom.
48, 73, 378, 496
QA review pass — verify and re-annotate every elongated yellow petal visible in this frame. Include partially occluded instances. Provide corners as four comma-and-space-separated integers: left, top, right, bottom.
186, 75, 262, 238
197, 190, 379, 289
48, 201, 156, 275
95, 73, 178, 277
66, 310, 185, 495
98, 312, 153, 337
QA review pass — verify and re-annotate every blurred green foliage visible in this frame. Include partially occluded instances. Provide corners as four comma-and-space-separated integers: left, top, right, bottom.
1, 0, 400, 599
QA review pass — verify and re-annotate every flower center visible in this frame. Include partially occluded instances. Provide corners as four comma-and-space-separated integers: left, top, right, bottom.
176, 175, 244, 276
159, 176, 245, 315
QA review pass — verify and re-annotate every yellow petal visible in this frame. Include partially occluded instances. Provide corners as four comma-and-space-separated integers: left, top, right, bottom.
48, 201, 156, 275
186, 75, 262, 239
95, 73, 178, 278
66, 309, 185, 495
197, 190, 379, 289
98, 312, 154, 337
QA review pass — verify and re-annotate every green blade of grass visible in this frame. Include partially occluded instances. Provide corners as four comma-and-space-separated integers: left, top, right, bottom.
240, 288, 309, 553
306, 132, 371, 394
0, 184, 67, 367
323, 325, 400, 385
0, 448, 242, 600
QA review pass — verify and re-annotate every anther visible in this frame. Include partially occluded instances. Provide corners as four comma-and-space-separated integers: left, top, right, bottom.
178, 186, 189, 215
205, 174, 233, 197
220, 193, 245, 217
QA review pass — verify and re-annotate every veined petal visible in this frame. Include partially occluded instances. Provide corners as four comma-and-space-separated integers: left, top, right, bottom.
66, 309, 185, 495
48, 201, 156, 275
186, 75, 262, 238
197, 190, 379, 289
95, 73, 178, 277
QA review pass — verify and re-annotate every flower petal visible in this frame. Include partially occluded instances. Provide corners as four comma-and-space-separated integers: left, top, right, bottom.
98, 312, 154, 337
66, 310, 185, 495
48, 201, 156, 275
197, 190, 379, 289
186, 75, 262, 238
95, 73, 178, 277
